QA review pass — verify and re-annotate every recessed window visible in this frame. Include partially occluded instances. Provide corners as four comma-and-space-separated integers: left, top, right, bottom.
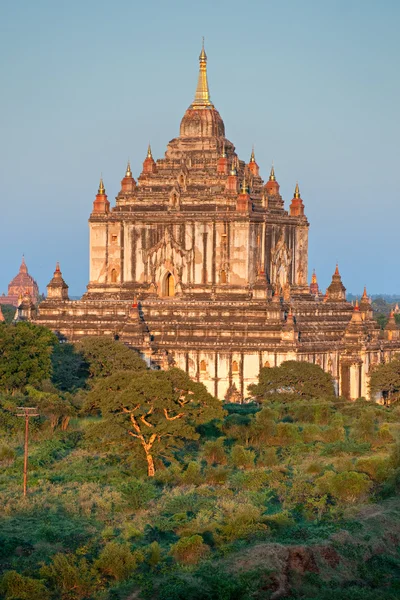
232, 360, 239, 373
111, 234, 118, 244
110, 269, 117, 283
200, 360, 207, 373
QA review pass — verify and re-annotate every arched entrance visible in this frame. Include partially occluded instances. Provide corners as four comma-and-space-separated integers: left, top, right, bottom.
163, 272, 175, 297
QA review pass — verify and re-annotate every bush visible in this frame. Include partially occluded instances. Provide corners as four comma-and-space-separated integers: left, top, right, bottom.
40, 552, 99, 599
0, 444, 16, 466
182, 461, 203, 485
356, 455, 392, 482
301, 424, 324, 443
273, 422, 301, 446
202, 438, 227, 465
120, 478, 156, 510
316, 471, 372, 503
170, 535, 210, 565
257, 447, 279, 467
230, 445, 255, 469
94, 542, 143, 581
0, 570, 50, 600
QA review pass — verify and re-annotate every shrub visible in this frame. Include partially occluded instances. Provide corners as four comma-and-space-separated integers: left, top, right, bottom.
147, 541, 162, 568
217, 503, 269, 543
182, 461, 203, 485
230, 445, 255, 469
94, 542, 143, 581
120, 478, 156, 510
0, 444, 16, 466
273, 422, 301, 446
301, 424, 324, 443
316, 471, 372, 503
40, 552, 99, 599
257, 447, 279, 467
356, 456, 392, 482
170, 535, 210, 565
376, 424, 394, 444
0, 570, 50, 600
229, 469, 269, 491
202, 438, 227, 465
204, 466, 228, 485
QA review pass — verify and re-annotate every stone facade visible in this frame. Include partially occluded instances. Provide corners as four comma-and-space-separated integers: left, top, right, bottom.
34, 44, 400, 401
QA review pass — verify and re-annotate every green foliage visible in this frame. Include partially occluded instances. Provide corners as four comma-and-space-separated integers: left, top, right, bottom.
51, 343, 87, 392
170, 534, 210, 564
0, 323, 57, 392
0, 305, 15, 325
76, 336, 147, 380
40, 552, 99, 599
94, 542, 143, 581
0, 570, 49, 600
370, 357, 400, 403
229, 445, 255, 469
0, 443, 16, 466
248, 360, 335, 400
316, 470, 372, 503
119, 478, 156, 510
202, 438, 227, 465
88, 368, 224, 475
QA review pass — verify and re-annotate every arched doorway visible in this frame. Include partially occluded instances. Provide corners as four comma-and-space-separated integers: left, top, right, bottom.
110, 269, 117, 283
164, 272, 175, 297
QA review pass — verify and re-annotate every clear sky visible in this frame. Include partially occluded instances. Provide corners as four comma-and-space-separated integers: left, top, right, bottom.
1, 0, 399, 297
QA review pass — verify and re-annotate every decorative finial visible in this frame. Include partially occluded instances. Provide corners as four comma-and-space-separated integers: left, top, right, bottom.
294, 182, 300, 198
192, 39, 213, 108
55, 262, 60, 273
334, 263, 339, 276
250, 146, 255, 163
311, 269, 317, 284
230, 160, 237, 176
355, 298, 359, 310
221, 142, 226, 158
269, 164, 276, 181
241, 176, 248, 194
98, 177, 105, 195
125, 161, 132, 177
147, 144, 152, 159
362, 286, 368, 299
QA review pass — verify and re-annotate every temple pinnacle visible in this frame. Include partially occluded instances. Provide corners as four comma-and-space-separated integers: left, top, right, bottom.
294, 182, 300, 198
241, 176, 248, 194
147, 144, 153, 159
192, 39, 213, 108
98, 177, 105, 195
230, 160, 237, 176
269, 164, 276, 181
250, 146, 255, 163
126, 161, 132, 177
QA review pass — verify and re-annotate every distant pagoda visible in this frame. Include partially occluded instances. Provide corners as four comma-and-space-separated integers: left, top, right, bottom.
1, 257, 39, 307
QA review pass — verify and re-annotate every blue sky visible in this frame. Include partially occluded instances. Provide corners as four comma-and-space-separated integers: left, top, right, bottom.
1, 0, 399, 296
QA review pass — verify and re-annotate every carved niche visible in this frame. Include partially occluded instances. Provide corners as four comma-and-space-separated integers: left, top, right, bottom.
143, 226, 193, 294
271, 230, 292, 290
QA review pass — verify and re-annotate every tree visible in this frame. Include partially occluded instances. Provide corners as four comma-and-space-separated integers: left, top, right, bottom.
51, 343, 87, 392
26, 385, 77, 430
0, 323, 57, 393
88, 368, 224, 476
76, 336, 147, 380
369, 357, 400, 404
248, 360, 335, 401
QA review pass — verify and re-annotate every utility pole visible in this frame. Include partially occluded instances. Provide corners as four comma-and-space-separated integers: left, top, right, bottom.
16, 407, 39, 497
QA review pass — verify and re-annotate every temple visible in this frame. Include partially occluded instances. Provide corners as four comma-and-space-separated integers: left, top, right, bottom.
1, 257, 39, 307
34, 44, 400, 401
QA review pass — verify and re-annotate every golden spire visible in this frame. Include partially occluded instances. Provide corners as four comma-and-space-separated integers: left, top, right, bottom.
221, 142, 226, 158
294, 182, 300, 198
230, 160, 237, 176
147, 144, 153, 159
311, 269, 317, 284
192, 38, 213, 109
125, 161, 132, 177
250, 146, 255, 163
362, 286, 368, 299
98, 177, 105, 195
269, 164, 276, 181
241, 176, 248, 194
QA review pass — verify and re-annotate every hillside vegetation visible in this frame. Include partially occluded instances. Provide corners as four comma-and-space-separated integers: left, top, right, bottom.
0, 323, 400, 599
